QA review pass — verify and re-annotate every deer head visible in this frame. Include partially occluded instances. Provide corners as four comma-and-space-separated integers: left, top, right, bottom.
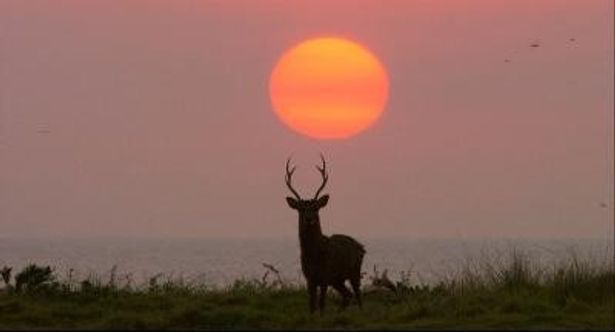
285, 154, 329, 227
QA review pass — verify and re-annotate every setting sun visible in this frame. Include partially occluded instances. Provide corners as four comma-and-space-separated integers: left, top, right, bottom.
269, 37, 389, 139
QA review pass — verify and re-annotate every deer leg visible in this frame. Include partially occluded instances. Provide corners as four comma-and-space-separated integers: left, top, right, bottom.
332, 282, 352, 310
308, 281, 317, 314
318, 284, 328, 314
350, 278, 363, 309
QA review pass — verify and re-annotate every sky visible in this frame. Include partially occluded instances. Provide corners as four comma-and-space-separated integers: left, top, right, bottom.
0, 0, 613, 239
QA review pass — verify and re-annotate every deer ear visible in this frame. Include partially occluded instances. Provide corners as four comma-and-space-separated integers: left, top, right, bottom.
317, 194, 329, 208
286, 197, 299, 209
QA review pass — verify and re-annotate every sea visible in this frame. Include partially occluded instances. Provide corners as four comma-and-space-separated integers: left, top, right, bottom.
0, 237, 612, 288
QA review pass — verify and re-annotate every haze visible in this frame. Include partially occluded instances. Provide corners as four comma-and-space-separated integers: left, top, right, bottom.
0, 0, 612, 239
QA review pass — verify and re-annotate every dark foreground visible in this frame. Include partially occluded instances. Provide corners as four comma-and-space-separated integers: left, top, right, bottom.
0, 251, 613, 330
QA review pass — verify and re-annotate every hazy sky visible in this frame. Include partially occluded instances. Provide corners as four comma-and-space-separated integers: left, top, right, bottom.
0, 0, 613, 239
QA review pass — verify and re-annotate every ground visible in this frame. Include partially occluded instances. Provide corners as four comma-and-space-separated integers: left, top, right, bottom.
0, 251, 612, 329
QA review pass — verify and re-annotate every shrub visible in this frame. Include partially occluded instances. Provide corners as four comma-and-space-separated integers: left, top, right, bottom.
14, 264, 55, 293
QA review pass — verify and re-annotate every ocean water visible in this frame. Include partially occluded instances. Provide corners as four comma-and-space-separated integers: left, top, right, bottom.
0, 237, 611, 288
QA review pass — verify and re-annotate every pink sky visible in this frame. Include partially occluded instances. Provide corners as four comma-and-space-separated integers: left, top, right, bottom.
0, 0, 612, 239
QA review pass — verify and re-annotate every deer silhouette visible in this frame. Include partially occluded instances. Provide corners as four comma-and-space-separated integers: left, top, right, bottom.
285, 154, 365, 314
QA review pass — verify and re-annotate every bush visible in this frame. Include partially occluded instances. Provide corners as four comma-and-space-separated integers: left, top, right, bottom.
14, 264, 55, 293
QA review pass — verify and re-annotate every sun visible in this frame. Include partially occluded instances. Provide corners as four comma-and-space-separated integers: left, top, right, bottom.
269, 37, 389, 139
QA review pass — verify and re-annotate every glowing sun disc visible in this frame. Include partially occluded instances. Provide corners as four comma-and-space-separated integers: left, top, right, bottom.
269, 37, 389, 139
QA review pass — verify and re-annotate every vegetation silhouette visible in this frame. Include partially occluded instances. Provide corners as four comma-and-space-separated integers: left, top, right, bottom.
14, 264, 55, 293
0, 249, 612, 329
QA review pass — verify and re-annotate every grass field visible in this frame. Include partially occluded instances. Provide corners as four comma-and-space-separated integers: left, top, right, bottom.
0, 249, 613, 330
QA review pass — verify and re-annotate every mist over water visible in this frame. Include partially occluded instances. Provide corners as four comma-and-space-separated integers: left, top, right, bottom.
1, 237, 611, 287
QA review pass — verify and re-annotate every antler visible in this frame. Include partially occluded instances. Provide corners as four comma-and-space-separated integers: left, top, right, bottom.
285, 158, 302, 200
313, 153, 329, 199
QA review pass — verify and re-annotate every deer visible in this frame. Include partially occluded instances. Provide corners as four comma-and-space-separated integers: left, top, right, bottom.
284, 154, 366, 314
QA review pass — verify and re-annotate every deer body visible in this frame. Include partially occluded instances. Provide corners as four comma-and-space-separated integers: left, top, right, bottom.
285, 155, 365, 314
299, 233, 364, 286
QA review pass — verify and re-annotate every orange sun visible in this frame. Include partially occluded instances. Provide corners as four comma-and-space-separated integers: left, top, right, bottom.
269, 37, 389, 139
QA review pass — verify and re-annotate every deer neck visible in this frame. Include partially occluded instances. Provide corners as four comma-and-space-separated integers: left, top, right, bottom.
299, 218, 325, 259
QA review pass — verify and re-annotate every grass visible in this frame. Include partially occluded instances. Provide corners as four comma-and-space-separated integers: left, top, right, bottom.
0, 249, 613, 330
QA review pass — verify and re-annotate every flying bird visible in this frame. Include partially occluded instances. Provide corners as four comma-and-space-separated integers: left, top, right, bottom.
530, 43, 540, 48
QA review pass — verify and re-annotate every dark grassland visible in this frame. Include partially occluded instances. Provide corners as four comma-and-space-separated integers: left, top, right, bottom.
0, 249, 613, 330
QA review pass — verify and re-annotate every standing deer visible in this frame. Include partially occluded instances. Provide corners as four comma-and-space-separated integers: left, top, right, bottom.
284, 154, 365, 314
